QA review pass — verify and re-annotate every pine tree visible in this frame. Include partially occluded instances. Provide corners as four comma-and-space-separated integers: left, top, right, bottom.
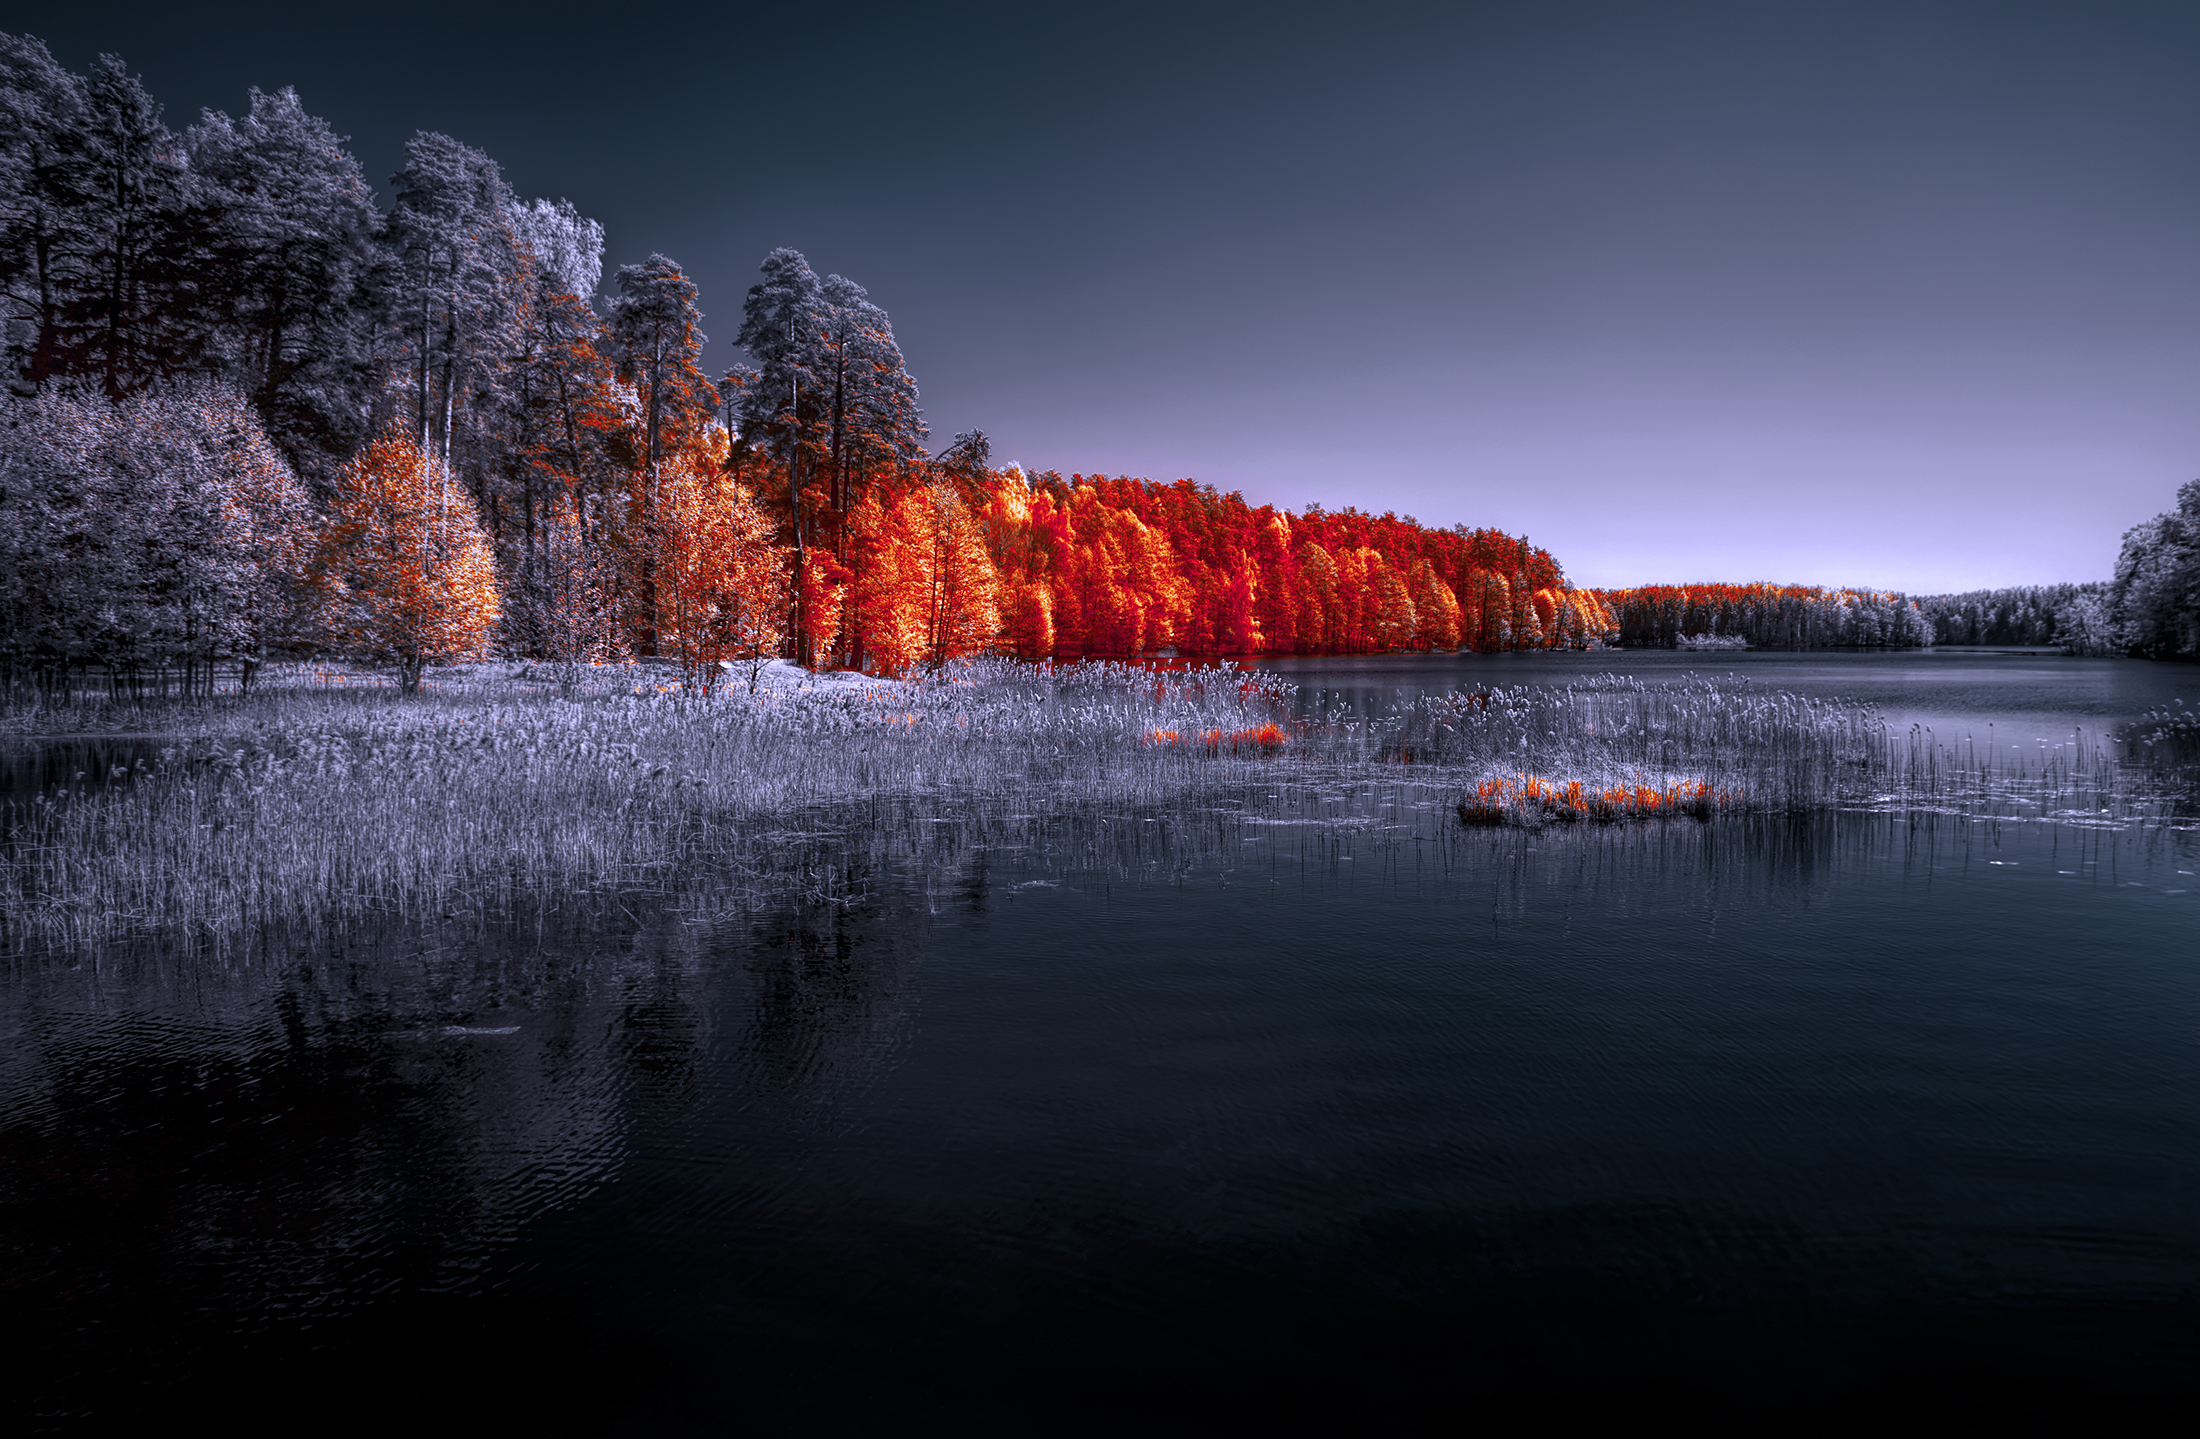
0, 40, 199, 393
78, 55, 200, 392
185, 86, 386, 479
605, 254, 713, 654
507, 197, 603, 305
733, 250, 930, 663
385, 132, 521, 475
497, 214, 619, 655
1368, 552, 1418, 651
607, 255, 713, 499
817, 273, 925, 544
1407, 559, 1462, 650
2109, 480, 2200, 659
917, 479, 999, 669
1, 33, 93, 388
733, 246, 825, 553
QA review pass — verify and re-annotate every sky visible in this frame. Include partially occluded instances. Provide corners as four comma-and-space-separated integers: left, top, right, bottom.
15, 0, 2200, 592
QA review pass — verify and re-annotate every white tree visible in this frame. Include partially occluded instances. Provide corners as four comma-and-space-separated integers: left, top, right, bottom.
2111, 509, 2200, 658
508, 196, 604, 305
0, 385, 315, 696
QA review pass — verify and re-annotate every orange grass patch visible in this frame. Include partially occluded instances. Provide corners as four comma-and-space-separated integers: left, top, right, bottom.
1458, 774, 1736, 827
1148, 723, 1288, 754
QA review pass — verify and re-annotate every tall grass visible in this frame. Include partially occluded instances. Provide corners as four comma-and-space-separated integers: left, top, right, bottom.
4, 663, 2190, 953
0, 659, 1294, 949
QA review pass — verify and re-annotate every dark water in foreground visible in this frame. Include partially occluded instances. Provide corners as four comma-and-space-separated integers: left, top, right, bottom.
5, 652, 2200, 1432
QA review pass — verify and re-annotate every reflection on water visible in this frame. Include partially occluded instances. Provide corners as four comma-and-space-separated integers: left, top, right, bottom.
1269, 646, 2200, 739
0, 737, 161, 802
5, 793, 2197, 1428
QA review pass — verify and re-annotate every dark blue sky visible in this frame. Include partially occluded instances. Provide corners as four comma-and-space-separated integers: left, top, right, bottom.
20, 1, 2200, 590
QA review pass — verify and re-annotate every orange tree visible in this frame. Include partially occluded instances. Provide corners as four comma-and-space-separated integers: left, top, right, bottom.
917, 478, 1000, 670
313, 434, 501, 692
652, 452, 789, 692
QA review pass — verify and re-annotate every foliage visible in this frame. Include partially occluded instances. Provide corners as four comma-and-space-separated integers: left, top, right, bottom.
0, 385, 314, 693
505, 498, 620, 695
1590, 582, 1933, 650
0, 42, 1648, 690
0, 40, 196, 395
607, 253, 714, 488
385, 130, 525, 485
2106, 480, 2200, 660
1911, 583, 2109, 651
183, 85, 385, 478
651, 452, 788, 691
313, 434, 501, 692
732, 250, 927, 556
2051, 592, 2120, 657
507, 196, 604, 303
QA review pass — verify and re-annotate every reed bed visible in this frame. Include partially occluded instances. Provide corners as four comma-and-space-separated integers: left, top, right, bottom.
4, 663, 2191, 953
0, 658, 1296, 950
2127, 698, 2200, 766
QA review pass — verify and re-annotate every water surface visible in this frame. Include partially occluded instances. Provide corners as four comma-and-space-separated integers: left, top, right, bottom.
1271, 646, 2195, 742
4, 653, 2198, 1431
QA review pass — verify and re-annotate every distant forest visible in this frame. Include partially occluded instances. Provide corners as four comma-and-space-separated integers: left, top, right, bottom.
1589, 584, 1933, 651
4, 35, 2195, 693
1591, 552, 2198, 659
1913, 585, 2112, 652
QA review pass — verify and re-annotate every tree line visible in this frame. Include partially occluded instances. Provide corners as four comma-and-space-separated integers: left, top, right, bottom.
1589, 480, 2200, 658
0, 35, 1617, 694
1588, 584, 1935, 650
1910, 584, 2111, 653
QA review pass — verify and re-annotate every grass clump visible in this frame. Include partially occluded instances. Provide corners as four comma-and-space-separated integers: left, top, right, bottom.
1456, 775, 1728, 827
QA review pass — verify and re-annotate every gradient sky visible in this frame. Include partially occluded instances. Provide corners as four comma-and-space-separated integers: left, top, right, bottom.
20, 0, 2200, 591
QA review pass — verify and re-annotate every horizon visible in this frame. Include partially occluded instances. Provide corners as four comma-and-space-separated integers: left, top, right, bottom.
22, 0, 2200, 593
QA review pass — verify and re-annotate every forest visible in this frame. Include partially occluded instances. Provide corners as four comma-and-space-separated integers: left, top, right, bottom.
1912, 584, 2113, 653
0, 36, 1612, 695
1900, 519, 2198, 661
1590, 566, 2194, 659
7, 35, 2195, 693
1589, 584, 1934, 650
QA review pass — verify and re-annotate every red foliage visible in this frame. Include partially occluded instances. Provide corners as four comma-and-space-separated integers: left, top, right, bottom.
801, 470, 1609, 669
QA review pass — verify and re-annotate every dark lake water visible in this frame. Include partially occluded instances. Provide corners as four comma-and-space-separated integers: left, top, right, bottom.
5, 651, 2199, 1431
1269, 646, 2199, 744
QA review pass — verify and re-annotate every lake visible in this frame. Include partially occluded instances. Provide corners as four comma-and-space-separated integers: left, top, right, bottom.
4, 649, 2198, 1431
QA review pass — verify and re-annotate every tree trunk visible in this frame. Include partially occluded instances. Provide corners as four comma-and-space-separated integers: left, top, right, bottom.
830, 346, 846, 542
